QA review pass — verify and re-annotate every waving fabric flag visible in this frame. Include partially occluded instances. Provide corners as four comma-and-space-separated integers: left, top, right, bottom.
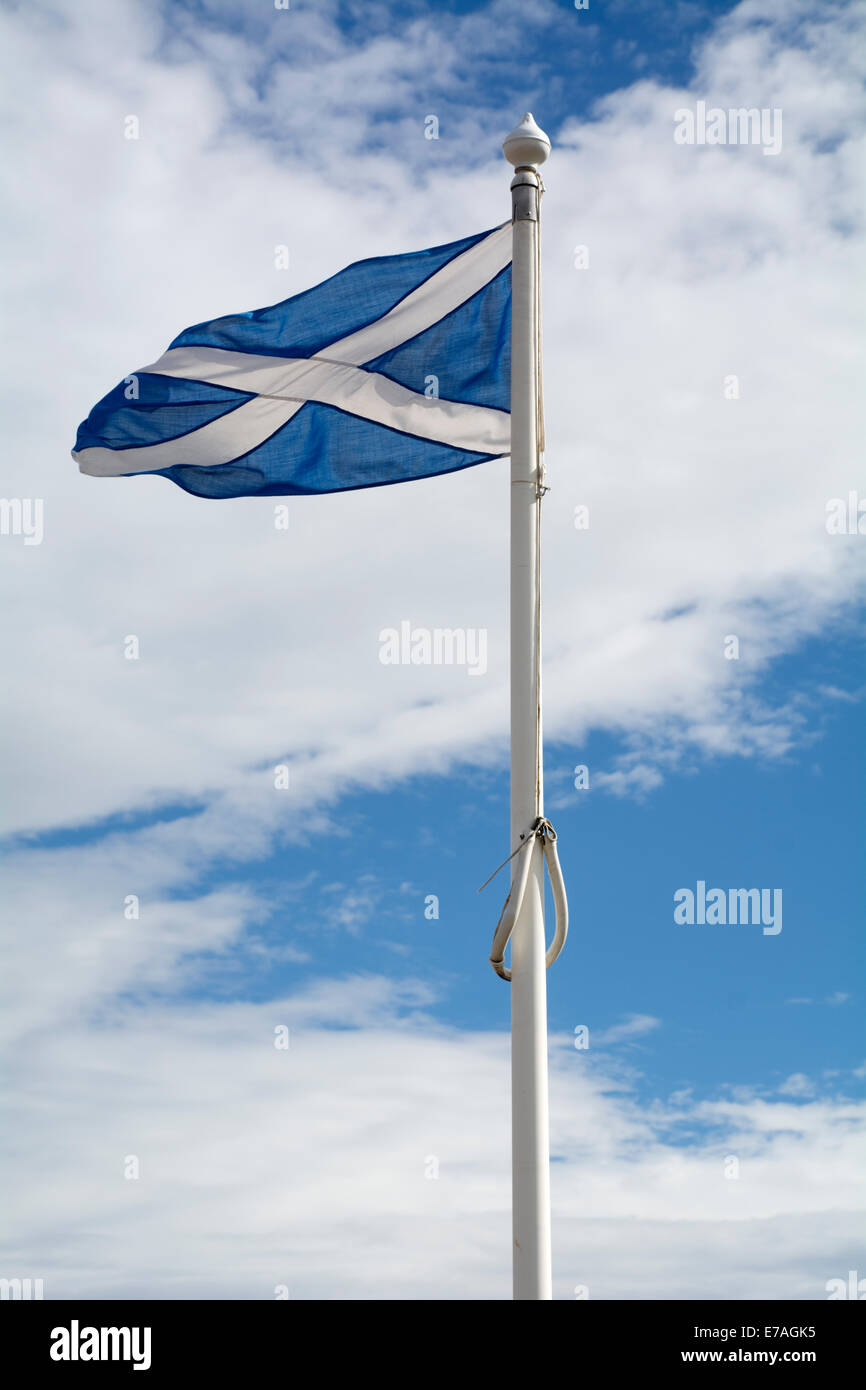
73, 225, 512, 499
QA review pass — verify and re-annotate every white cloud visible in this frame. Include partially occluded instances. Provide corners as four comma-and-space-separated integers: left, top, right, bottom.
593, 1013, 661, 1046
778, 1072, 816, 1097
1, 0, 863, 841
785, 993, 853, 1008
1, 977, 863, 1299
592, 764, 665, 798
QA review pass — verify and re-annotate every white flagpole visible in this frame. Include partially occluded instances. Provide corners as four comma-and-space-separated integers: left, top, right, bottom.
503, 113, 552, 1301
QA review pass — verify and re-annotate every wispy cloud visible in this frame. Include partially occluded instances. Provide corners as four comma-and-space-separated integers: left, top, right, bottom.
593, 1014, 662, 1046
1, 979, 862, 1299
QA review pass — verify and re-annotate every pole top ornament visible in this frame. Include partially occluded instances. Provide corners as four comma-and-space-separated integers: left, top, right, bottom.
502, 113, 550, 168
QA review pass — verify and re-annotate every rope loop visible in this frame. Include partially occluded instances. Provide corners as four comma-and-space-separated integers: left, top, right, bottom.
483, 817, 569, 982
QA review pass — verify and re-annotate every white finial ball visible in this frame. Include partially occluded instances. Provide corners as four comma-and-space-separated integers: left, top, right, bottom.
502, 112, 550, 168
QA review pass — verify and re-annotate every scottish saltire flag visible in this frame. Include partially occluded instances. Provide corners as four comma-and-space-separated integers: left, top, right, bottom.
73, 226, 511, 499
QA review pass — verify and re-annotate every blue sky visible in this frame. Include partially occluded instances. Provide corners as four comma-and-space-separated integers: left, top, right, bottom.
2, 0, 864, 1300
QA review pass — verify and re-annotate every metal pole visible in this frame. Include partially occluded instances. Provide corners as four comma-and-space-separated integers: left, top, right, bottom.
502, 113, 552, 1301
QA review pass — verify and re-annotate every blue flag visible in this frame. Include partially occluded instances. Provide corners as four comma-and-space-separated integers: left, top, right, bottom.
73, 225, 512, 499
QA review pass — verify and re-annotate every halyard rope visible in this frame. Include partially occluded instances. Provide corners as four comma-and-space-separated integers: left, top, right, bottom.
483, 175, 568, 982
